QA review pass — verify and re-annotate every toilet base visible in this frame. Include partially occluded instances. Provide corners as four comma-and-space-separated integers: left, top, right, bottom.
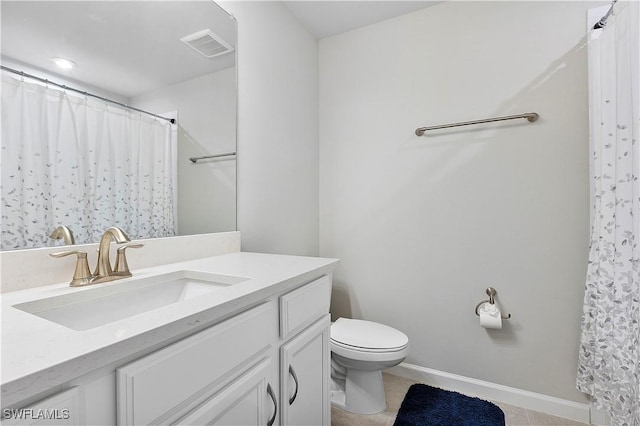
330, 389, 347, 409
330, 369, 386, 414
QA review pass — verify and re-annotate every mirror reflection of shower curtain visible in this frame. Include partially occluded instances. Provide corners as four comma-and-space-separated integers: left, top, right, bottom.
577, 2, 639, 425
0, 74, 177, 250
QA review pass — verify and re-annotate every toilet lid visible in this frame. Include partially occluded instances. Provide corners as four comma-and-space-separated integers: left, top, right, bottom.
331, 318, 408, 350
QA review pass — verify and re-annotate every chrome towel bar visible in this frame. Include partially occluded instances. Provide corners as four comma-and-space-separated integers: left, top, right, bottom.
189, 152, 236, 163
415, 112, 539, 136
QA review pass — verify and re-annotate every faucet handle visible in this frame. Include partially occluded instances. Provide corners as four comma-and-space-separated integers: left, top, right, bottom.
114, 243, 144, 277
50, 250, 92, 287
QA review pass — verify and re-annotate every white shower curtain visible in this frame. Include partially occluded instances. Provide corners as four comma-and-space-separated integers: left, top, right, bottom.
577, 2, 639, 425
1, 73, 177, 250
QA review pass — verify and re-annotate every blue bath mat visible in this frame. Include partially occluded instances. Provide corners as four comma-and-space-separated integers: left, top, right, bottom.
394, 384, 505, 426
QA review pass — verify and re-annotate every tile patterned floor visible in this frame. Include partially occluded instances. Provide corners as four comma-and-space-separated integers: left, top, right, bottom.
331, 373, 590, 426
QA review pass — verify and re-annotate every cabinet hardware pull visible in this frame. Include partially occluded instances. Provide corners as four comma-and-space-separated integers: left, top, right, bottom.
288, 365, 299, 405
267, 383, 277, 426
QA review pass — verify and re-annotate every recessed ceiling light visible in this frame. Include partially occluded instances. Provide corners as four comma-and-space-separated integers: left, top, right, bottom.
52, 57, 76, 69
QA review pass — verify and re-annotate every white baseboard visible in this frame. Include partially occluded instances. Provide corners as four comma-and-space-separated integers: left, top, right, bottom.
387, 362, 592, 424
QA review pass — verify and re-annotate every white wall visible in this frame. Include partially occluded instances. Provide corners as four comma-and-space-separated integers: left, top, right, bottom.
133, 69, 237, 235
319, 1, 592, 403
220, 1, 319, 256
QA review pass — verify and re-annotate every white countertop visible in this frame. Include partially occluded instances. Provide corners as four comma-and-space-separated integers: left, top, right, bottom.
1, 251, 339, 407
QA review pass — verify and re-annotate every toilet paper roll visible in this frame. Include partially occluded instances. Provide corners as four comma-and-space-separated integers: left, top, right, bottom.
479, 302, 503, 329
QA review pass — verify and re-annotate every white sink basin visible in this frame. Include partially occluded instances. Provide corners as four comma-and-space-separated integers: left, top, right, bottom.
13, 270, 249, 331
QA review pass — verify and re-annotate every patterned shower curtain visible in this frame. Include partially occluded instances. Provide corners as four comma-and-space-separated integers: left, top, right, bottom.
577, 2, 639, 425
1, 73, 177, 250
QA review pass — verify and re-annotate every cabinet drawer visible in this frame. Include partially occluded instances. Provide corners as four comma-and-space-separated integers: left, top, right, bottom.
280, 275, 331, 340
117, 302, 277, 426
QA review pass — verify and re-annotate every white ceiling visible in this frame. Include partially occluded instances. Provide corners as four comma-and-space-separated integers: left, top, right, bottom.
1, 1, 440, 99
283, 1, 441, 39
1, 1, 236, 99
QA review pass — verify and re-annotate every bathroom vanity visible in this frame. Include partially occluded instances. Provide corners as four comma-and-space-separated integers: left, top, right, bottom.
1, 252, 338, 425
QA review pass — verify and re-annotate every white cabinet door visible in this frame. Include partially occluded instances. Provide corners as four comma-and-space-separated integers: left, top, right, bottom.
280, 315, 331, 426
177, 357, 278, 426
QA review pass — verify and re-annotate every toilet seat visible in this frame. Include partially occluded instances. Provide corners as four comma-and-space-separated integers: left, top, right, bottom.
331, 318, 408, 350
330, 318, 409, 362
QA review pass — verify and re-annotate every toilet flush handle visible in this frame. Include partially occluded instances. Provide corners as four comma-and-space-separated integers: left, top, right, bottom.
288, 365, 299, 405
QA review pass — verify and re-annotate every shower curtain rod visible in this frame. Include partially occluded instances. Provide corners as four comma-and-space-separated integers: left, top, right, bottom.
0, 65, 176, 124
593, 0, 617, 29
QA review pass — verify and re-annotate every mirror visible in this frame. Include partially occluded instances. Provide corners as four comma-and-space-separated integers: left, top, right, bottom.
0, 1, 237, 250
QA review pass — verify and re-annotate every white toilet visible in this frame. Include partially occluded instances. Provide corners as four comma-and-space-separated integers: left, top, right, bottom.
330, 318, 409, 414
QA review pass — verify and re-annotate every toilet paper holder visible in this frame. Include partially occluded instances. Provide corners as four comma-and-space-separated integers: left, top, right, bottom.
474, 287, 511, 319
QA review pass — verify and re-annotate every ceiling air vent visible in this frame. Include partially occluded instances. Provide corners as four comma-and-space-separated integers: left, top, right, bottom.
180, 29, 234, 59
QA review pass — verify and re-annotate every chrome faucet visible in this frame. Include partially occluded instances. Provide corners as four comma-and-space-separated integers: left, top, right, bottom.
49, 225, 75, 245
92, 227, 131, 283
